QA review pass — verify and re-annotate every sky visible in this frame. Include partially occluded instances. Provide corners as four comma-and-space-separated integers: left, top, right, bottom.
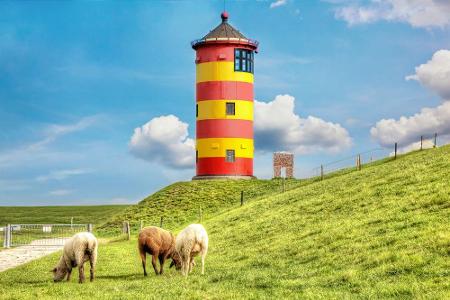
1, 0, 449, 206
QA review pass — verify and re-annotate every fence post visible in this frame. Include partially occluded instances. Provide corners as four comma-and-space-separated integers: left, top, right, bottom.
2, 227, 5, 248
320, 165, 324, 180
420, 136, 423, 150
434, 133, 437, 148
160, 216, 164, 228
5, 224, 11, 248
123, 221, 130, 240
394, 143, 398, 159
140, 220, 144, 231
71, 217, 74, 229
282, 177, 285, 193
240, 191, 244, 206
87, 224, 93, 233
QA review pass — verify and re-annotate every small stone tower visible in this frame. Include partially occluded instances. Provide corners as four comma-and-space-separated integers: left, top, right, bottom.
273, 152, 294, 178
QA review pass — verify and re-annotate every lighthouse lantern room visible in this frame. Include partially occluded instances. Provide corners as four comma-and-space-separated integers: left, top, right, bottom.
192, 12, 258, 179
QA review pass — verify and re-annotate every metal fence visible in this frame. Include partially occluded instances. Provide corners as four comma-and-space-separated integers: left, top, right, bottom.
309, 133, 444, 179
3, 224, 92, 248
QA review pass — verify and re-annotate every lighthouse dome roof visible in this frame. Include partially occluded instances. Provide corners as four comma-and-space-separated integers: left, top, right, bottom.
203, 12, 247, 40
191, 12, 258, 50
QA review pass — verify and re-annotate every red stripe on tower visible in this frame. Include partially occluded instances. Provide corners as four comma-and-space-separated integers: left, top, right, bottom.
195, 44, 256, 63
196, 157, 253, 176
196, 119, 253, 139
196, 81, 253, 101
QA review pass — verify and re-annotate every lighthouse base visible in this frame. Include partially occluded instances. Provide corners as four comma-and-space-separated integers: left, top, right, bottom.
192, 175, 256, 181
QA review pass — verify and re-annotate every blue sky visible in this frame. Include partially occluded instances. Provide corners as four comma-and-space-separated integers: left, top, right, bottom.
1, 0, 449, 205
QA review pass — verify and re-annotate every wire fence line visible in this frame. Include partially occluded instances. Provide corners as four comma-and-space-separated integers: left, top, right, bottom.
114, 133, 447, 239
309, 133, 444, 179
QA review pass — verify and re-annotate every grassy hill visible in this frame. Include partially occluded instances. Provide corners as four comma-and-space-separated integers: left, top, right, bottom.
98, 179, 306, 234
0, 145, 449, 299
0, 205, 129, 227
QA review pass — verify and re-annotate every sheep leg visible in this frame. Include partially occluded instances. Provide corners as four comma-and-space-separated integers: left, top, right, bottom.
140, 251, 147, 276
66, 268, 72, 281
201, 250, 207, 275
158, 255, 165, 275
151, 254, 159, 275
78, 264, 85, 284
181, 255, 190, 277
89, 256, 95, 282
188, 257, 194, 273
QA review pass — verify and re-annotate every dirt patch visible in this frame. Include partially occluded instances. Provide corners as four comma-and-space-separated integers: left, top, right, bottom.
0, 239, 67, 272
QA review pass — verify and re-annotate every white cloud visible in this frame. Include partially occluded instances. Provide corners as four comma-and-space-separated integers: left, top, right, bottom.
129, 115, 195, 169
270, 0, 287, 9
371, 101, 450, 148
36, 168, 93, 182
335, 0, 450, 28
372, 50, 450, 151
49, 189, 72, 196
128, 96, 351, 169
0, 115, 100, 168
254, 95, 352, 154
406, 50, 450, 99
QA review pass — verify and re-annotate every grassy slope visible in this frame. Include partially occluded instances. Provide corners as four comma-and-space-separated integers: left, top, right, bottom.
0, 205, 129, 227
0, 146, 449, 299
98, 179, 304, 234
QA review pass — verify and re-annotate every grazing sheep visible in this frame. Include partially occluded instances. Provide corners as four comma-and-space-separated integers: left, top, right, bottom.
52, 232, 98, 284
175, 224, 208, 277
138, 226, 180, 276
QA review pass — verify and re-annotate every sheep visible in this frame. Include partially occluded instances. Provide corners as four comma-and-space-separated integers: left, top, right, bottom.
175, 224, 208, 277
52, 232, 98, 284
138, 226, 180, 276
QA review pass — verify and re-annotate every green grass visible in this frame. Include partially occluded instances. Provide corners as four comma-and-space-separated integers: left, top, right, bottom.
0, 146, 449, 299
98, 178, 306, 234
0, 205, 129, 227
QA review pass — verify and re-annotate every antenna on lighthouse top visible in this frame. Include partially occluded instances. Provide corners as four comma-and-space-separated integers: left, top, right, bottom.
221, 0, 229, 22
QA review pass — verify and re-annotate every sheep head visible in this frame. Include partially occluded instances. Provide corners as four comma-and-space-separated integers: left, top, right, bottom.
170, 252, 182, 270
52, 266, 68, 282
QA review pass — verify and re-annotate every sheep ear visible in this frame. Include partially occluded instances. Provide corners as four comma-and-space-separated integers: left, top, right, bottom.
169, 261, 175, 268
50, 268, 56, 272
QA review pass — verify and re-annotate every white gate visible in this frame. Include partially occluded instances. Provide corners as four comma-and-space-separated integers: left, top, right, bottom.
3, 224, 92, 248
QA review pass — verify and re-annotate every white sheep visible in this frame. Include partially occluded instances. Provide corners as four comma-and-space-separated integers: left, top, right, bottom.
175, 224, 208, 277
52, 232, 98, 283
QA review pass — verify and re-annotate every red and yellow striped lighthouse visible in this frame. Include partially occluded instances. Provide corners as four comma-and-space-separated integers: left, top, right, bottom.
192, 12, 258, 179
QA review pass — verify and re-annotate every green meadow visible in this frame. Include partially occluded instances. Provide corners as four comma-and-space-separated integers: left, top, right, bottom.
0, 205, 129, 227
0, 145, 449, 299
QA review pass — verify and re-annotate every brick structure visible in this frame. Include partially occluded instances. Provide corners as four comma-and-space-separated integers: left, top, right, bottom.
273, 152, 294, 178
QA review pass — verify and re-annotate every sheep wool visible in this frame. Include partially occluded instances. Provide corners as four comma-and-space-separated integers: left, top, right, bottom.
175, 224, 208, 277
52, 232, 98, 284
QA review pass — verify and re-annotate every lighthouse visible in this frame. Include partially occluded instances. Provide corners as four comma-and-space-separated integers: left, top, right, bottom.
192, 12, 258, 179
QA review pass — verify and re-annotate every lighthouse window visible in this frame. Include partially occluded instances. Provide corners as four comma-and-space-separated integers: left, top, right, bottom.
234, 49, 253, 74
226, 149, 235, 162
226, 102, 235, 115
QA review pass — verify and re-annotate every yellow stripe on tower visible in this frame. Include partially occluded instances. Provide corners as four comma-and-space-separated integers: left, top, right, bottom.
197, 138, 254, 158
196, 61, 254, 83
197, 100, 253, 121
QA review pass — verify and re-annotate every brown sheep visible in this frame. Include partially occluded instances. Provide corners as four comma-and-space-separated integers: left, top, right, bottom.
138, 226, 180, 276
